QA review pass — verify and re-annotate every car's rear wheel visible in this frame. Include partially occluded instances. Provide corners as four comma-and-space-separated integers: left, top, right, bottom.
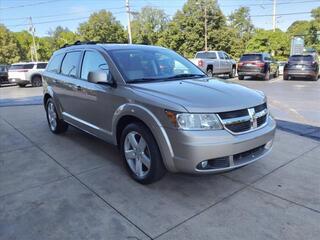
120, 122, 166, 184
206, 69, 213, 77
45, 98, 68, 134
31, 76, 42, 87
238, 75, 244, 80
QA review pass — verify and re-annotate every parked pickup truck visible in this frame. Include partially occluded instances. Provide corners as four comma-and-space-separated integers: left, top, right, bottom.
190, 51, 237, 78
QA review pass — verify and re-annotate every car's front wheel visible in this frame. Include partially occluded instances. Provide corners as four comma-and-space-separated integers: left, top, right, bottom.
45, 98, 68, 134
120, 122, 166, 184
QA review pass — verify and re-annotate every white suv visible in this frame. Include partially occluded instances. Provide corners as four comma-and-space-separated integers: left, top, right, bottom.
8, 62, 47, 87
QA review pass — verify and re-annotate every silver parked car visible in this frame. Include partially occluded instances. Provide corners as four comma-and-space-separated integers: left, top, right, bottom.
42, 42, 276, 184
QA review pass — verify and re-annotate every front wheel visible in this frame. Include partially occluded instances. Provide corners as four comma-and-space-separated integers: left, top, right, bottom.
120, 122, 166, 184
45, 98, 68, 134
18, 83, 27, 88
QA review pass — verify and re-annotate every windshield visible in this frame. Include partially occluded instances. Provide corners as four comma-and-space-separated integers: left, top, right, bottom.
10, 64, 34, 70
109, 48, 205, 83
289, 55, 313, 62
240, 54, 262, 61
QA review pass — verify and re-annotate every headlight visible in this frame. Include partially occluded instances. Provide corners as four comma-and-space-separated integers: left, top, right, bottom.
165, 111, 222, 130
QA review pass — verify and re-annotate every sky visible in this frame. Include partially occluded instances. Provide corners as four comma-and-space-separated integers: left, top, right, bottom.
0, 0, 319, 37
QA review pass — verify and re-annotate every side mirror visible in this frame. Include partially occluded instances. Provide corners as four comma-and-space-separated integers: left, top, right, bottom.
88, 70, 114, 86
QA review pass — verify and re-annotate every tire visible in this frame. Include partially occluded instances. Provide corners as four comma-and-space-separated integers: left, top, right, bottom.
229, 67, 236, 78
31, 75, 42, 87
18, 83, 27, 88
120, 122, 166, 184
206, 69, 213, 77
238, 75, 244, 80
283, 74, 288, 80
264, 70, 270, 80
45, 98, 68, 134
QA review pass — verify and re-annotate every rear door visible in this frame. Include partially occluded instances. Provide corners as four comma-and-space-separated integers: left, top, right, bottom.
223, 52, 233, 73
56, 51, 83, 116
217, 51, 226, 73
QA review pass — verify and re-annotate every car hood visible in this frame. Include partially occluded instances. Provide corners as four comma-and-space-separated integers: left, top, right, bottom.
131, 78, 266, 113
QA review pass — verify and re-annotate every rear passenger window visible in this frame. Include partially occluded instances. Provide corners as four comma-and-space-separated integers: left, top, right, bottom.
37, 63, 47, 69
218, 52, 225, 59
61, 51, 81, 77
47, 54, 64, 73
81, 51, 109, 80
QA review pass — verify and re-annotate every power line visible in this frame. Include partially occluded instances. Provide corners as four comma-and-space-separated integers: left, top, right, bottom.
5, 11, 126, 28
1, 6, 126, 21
0, 0, 62, 10
250, 11, 312, 17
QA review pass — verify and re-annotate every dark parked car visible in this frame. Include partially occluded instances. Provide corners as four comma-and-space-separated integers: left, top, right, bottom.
237, 53, 279, 80
0, 64, 9, 87
283, 54, 319, 81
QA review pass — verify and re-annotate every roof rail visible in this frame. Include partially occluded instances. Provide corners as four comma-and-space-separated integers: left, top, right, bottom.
60, 41, 98, 49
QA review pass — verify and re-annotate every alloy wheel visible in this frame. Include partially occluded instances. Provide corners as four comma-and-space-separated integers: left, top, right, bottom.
124, 131, 151, 178
47, 102, 57, 131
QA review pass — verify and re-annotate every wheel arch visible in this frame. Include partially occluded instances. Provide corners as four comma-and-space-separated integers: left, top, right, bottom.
112, 104, 177, 172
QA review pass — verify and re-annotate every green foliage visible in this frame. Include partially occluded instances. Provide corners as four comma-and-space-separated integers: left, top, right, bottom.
0, 25, 20, 64
78, 10, 127, 43
246, 29, 290, 60
131, 6, 168, 45
228, 7, 254, 37
311, 7, 320, 21
14, 31, 33, 62
158, 0, 226, 58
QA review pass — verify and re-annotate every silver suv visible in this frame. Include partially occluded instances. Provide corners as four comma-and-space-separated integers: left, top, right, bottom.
43, 42, 276, 184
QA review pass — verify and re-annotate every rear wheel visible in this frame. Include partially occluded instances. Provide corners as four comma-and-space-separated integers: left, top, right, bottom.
206, 68, 213, 77
45, 98, 68, 134
120, 122, 166, 184
31, 76, 42, 87
238, 75, 244, 80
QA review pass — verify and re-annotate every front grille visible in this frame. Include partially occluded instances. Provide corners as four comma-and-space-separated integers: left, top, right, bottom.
226, 121, 251, 133
218, 103, 268, 134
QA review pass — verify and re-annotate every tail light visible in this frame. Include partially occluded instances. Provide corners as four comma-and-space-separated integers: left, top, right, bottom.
198, 59, 204, 67
255, 61, 265, 67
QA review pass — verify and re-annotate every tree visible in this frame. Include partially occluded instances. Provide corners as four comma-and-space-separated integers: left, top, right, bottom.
78, 10, 127, 43
48, 26, 78, 49
158, 0, 226, 57
14, 31, 33, 62
0, 25, 20, 64
228, 7, 254, 38
287, 20, 310, 36
131, 6, 168, 45
311, 7, 320, 21
246, 29, 290, 60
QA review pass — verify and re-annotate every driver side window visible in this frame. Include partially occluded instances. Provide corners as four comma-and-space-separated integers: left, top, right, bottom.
81, 51, 109, 81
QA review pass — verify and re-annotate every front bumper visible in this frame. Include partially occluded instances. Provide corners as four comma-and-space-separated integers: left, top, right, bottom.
164, 115, 276, 173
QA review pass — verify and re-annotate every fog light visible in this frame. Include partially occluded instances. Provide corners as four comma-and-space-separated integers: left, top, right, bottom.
265, 140, 273, 150
201, 160, 208, 169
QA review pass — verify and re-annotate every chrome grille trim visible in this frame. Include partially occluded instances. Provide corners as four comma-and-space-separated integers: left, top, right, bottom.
218, 104, 269, 135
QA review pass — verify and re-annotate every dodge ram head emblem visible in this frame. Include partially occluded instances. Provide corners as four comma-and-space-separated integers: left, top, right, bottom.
248, 108, 258, 129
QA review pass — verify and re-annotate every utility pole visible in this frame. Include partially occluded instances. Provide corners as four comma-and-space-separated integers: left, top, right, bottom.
126, 0, 132, 44
272, 0, 276, 32
29, 17, 38, 62
204, 6, 208, 51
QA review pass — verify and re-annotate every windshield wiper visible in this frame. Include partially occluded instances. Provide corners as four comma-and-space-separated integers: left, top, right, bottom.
129, 77, 166, 83
165, 74, 206, 79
